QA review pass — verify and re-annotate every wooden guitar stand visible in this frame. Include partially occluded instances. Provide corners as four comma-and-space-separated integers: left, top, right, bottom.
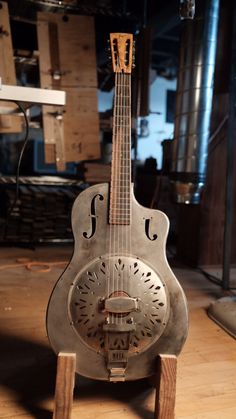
53, 352, 177, 419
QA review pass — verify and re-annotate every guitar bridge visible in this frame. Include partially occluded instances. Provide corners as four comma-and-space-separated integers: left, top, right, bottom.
100, 296, 141, 314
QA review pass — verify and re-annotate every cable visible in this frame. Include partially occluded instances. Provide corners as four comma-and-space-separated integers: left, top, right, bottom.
13, 102, 29, 205
0, 258, 68, 273
1, 101, 30, 233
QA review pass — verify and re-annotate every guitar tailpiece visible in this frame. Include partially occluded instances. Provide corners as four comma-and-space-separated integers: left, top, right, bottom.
109, 366, 126, 382
105, 331, 130, 381
107, 349, 128, 382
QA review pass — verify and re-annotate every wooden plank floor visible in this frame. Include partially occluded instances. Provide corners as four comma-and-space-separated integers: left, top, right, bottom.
0, 246, 235, 419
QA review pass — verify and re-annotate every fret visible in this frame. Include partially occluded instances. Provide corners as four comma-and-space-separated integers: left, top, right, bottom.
111, 174, 130, 177
110, 219, 131, 223
112, 160, 130, 164
110, 197, 130, 200
110, 210, 131, 213
112, 152, 130, 155
110, 202, 131, 205
110, 188, 130, 191
111, 211, 131, 220
114, 113, 131, 116
114, 125, 131, 128
111, 162, 130, 165
110, 190, 131, 193
114, 105, 130, 109
110, 200, 130, 203
110, 214, 131, 217
110, 214, 131, 218
110, 220, 131, 224
110, 181, 131, 185
110, 177, 130, 181
110, 191, 131, 194
110, 202, 131, 206
110, 188, 131, 192
110, 197, 131, 200
110, 213, 131, 216
110, 220, 131, 223
114, 115, 130, 118
111, 164, 131, 167
114, 94, 130, 98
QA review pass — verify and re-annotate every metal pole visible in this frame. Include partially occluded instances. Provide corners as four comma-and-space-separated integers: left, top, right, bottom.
222, 1, 236, 290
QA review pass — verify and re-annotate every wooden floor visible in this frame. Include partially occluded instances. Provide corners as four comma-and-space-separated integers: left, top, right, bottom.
0, 246, 236, 419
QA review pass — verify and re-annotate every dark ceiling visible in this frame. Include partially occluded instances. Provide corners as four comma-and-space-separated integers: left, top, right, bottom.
6, 0, 182, 87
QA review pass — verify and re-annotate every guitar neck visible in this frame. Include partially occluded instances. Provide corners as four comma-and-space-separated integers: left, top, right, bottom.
109, 72, 132, 225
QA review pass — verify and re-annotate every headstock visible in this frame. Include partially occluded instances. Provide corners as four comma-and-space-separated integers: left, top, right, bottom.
110, 33, 134, 74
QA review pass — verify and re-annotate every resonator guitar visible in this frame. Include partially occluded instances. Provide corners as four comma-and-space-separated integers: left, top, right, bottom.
47, 33, 188, 382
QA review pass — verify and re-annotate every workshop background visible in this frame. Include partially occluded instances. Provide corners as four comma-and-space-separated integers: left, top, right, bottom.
0, 1, 236, 418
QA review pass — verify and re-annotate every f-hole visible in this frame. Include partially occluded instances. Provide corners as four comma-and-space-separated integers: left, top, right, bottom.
144, 218, 158, 241
83, 194, 104, 239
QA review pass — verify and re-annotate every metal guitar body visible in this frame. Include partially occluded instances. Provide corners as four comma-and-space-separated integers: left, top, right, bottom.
47, 183, 188, 381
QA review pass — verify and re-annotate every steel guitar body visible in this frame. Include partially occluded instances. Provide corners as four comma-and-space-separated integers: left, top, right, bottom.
47, 183, 188, 381
47, 33, 188, 382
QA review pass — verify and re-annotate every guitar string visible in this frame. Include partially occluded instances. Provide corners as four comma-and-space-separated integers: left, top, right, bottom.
120, 71, 125, 325
127, 73, 132, 299
108, 70, 118, 325
116, 71, 124, 326
122, 72, 131, 323
127, 73, 132, 300
118, 73, 131, 326
116, 71, 121, 325
114, 70, 122, 325
122, 74, 129, 312
108, 71, 132, 326
123, 71, 129, 324
121, 71, 125, 325
114, 70, 121, 325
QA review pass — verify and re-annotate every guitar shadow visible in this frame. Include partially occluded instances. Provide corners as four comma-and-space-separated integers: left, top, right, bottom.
0, 332, 155, 419
0, 332, 56, 418
74, 375, 155, 419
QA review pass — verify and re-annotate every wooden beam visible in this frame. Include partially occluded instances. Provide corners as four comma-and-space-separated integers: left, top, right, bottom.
154, 354, 177, 419
53, 352, 76, 419
0, 1, 22, 133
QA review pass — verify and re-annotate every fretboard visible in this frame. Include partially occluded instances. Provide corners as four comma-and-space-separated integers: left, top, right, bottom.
109, 72, 131, 225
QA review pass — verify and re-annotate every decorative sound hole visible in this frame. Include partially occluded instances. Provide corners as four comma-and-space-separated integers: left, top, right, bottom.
69, 255, 168, 353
